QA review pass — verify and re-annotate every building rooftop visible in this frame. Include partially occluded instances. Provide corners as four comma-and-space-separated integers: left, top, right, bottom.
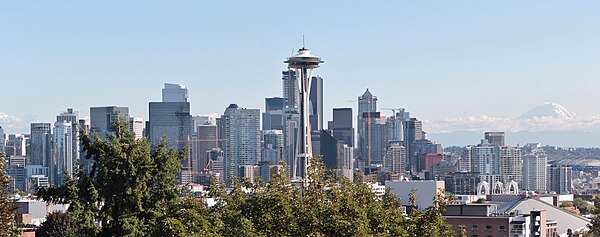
497, 198, 589, 235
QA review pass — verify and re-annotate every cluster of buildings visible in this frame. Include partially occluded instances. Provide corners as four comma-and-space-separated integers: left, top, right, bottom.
1, 47, 591, 236
445, 134, 573, 197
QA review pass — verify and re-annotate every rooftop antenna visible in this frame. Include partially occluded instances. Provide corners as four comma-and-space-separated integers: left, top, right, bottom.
302, 35, 305, 49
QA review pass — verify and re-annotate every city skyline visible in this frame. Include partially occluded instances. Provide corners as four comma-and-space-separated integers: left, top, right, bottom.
2, 1, 600, 147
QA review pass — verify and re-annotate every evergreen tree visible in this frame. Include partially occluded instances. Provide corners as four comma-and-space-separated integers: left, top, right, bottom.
36, 212, 79, 237
0, 152, 21, 237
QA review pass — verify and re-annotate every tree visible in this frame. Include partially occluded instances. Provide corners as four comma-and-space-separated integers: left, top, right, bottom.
38, 118, 187, 236
36, 212, 79, 237
0, 152, 21, 237
588, 195, 600, 236
36, 118, 456, 236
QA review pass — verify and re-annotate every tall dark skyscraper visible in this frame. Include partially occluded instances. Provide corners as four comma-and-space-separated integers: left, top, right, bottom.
282, 70, 298, 112
484, 132, 505, 147
29, 123, 52, 166
357, 89, 378, 166
404, 118, 424, 174
332, 108, 354, 147
148, 102, 191, 150
309, 76, 323, 131
262, 97, 285, 130
359, 112, 388, 167
265, 97, 285, 112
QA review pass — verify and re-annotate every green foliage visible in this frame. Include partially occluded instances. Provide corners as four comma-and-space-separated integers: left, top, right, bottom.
37, 118, 455, 236
0, 152, 21, 237
573, 198, 593, 214
36, 212, 79, 237
588, 195, 600, 236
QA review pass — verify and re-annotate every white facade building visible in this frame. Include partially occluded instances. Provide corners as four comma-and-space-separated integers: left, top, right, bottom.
53, 121, 74, 185
385, 142, 406, 174
522, 150, 547, 193
221, 104, 260, 184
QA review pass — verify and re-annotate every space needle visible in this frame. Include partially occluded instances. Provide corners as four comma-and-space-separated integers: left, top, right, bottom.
284, 46, 323, 179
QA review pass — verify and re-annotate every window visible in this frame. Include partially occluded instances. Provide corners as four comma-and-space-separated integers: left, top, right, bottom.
499, 225, 506, 231
472, 224, 479, 230
485, 225, 492, 231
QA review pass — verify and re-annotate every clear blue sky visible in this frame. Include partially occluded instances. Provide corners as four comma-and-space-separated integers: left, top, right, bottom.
2, 1, 600, 134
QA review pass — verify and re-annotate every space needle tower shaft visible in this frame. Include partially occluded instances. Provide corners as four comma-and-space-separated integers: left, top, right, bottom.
284, 47, 323, 179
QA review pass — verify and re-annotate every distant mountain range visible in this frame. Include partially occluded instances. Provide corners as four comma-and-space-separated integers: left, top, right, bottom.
518, 102, 576, 120
427, 102, 600, 148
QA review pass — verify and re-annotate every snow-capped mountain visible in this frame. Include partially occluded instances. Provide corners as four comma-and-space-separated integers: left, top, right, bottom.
519, 102, 576, 120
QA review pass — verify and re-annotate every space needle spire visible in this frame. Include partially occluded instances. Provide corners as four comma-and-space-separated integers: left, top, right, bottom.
284, 45, 323, 179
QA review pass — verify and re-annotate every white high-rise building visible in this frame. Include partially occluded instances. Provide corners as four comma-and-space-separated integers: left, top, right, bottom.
56, 109, 80, 173
129, 117, 144, 140
221, 104, 260, 184
53, 121, 74, 185
499, 146, 522, 185
162, 83, 188, 102
522, 150, 547, 193
471, 141, 499, 175
385, 142, 406, 174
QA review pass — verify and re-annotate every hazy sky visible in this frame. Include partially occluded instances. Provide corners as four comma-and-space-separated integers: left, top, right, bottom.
2, 1, 600, 136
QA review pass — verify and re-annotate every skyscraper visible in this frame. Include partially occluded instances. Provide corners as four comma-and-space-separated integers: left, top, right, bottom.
162, 83, 189, 102
359, 112, 388, 167
30, 123, 52, 167
332, 108, 354, 147
262, 130, 284, 166
385, 141, 407, 174
282, 70, 298, 112
56, 108, 80, 171
357, 88, 380, 170
404, 118, 424, 174
149, 102, 191, 150
262, 97, 285, 131
522, 150, 547, 193
471, 140, 500, 176
90, 106, 129, 140
52, 121, 74, 185
221, 104, 261, 184
484, 132, 505, 147
193, 124, 218, 172
150, 83, 192, 151
499, 146, 522, 184
265, 97, 286, 112
309, 76, 323, 131
547, 165, 572, 194
320, 130, 352, 180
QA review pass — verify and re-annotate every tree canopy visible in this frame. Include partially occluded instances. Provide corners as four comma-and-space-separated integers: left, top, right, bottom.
36, 119, 455, 236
